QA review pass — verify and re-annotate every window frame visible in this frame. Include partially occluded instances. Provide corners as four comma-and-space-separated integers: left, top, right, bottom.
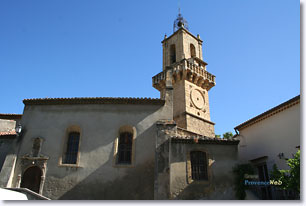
113, 125, 137, 168
190, 43, 196, 58
58, 125, 82, 168
186, 149, 212, 184
63, 132, 80, 164
190, 151, 208, 181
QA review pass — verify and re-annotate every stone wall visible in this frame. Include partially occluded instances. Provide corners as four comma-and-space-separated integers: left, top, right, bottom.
0, 119, 17, 133
0, 118, 19, 187
154, 120, 177, 200
186, 114, 215, 137
169, 142, 238, 200
182, 29, 203, 60
0, 138, 15, 172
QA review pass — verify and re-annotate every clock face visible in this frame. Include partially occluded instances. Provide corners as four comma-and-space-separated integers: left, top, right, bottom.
190, 89, 205, 109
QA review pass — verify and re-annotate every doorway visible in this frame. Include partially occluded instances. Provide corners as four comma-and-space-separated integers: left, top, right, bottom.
20, 166, 42, 193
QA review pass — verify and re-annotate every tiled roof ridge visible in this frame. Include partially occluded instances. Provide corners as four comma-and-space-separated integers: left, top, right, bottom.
172, 135, 239, 141
0, 130, 17, 136
171, 135, 240, 145
24, 96, 160, 100
0, 113, 22, 116
0, 113, 22, 119
23, 97, 165, 105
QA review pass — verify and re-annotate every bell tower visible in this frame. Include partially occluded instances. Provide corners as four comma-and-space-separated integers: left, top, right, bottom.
153, 12, 216, 137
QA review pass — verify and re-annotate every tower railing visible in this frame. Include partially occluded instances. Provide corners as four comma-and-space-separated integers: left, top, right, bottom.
152, 59, 215, 88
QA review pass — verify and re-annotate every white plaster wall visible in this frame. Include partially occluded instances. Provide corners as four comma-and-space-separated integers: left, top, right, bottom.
13, 103, 171, 199
237, 103, 300, 171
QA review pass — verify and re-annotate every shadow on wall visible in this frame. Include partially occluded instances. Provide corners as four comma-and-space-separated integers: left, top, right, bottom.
173, 175, 236, 200
62, 105, 163, 153
44, 124, 157, 200
58, 160, 155, 200
170, 143, 238, 200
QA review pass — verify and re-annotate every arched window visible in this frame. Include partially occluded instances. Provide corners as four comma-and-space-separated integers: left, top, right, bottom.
190, 44, 196, 58
190, 151, 208, 180
117, 132, 133, 164
170, 44, 176, 64
63, 132, 80, 164
114, 125, 136, 166
20, 166, 42, 193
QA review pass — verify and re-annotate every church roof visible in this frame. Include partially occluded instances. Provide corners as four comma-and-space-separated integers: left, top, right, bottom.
234, 95, 300, 131
0, 113, 22, 119
23, 97, 165, 106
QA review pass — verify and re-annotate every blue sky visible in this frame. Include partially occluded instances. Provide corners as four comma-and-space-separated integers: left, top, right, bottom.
0, 0, 300, 136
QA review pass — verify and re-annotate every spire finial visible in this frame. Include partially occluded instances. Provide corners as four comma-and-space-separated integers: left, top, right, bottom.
173, 2, 189, 33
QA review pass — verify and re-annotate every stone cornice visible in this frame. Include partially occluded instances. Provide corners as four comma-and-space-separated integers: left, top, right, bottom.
184, 112, 215, 125
161, 27, 203, 44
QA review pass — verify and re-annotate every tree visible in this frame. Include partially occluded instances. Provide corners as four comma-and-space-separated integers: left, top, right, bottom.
223, 132, 233, 139
270, 150, 300, 199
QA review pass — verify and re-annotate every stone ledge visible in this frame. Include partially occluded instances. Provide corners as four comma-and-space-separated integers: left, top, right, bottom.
156, 120, 177, 125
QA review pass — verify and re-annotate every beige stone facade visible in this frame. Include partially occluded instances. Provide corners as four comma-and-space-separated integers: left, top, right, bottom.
153, 27, 215, 137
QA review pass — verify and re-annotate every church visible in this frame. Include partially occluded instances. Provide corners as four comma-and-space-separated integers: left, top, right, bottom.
0, 12, 239, 200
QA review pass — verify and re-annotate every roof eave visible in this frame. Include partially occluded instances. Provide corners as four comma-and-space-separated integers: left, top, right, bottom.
235, 95, 300, 131
161, 27, 203, 44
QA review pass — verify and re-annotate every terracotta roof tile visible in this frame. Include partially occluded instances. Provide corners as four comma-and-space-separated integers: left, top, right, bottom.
0, 130, 17, 136
171, 136, 240, 145
23, 97, 165, 106
0, 113, 22, 119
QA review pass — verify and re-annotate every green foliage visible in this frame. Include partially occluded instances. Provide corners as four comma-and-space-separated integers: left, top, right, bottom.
215, 134, 221, 138
223, 132, 233, 139
270, 150, 300, 195
232, 163, 255, 200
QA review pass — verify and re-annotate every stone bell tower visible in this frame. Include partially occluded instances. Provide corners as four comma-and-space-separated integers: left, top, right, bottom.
152, 12, 216, 137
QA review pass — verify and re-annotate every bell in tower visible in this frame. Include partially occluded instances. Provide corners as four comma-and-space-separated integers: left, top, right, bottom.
152, 11, 216, 137
173, 9, 189, 32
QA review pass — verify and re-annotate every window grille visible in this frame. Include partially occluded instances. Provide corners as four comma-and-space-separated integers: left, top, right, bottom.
117, 132, 132, 164
190, 151, 208, 180
63, 132, 80, 164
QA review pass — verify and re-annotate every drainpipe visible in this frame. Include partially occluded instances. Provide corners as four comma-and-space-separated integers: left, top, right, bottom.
234, 128, 239, 136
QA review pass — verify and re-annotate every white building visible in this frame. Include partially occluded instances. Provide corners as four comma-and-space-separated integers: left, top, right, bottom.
234, 95, 300, 199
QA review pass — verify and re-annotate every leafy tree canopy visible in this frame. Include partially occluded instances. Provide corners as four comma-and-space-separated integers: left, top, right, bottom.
270, 150, 300, 198
223, 132, 233, 139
